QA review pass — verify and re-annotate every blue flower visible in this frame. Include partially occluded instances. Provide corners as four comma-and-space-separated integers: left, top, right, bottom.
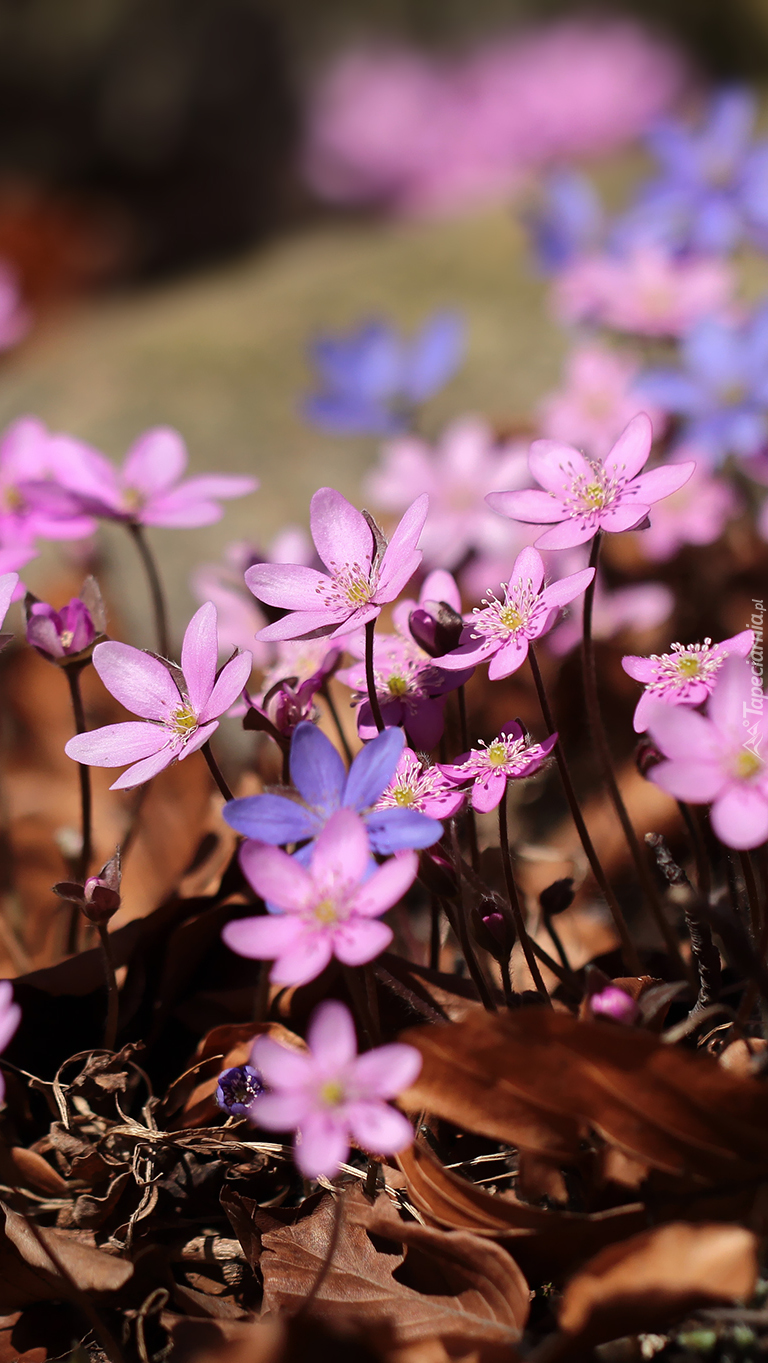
301, 312, 465, 435
636, 305, 768, 462
525, 169, 603, 272
223, 721, 442, 858
615, 88, 768, 255
215, 1064, 264, 1118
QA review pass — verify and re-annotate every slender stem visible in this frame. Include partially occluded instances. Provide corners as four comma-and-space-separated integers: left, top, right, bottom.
528, 642, 638, 973
202, 741, 234, 802
457, 686, 479, 870
739, 850, 761, 943
364, 619, 385, 733
678, 801, 712, 902
544, 914, 571, 973
128, 522, 170, 658
498, 789, 551, 1006
449, 823, 497, 1011
321, 681, 354, 765
65, 665, 92, 885
500, 956, 514, 1008
581, 534, 685, 972
97, 924, 119, 1051
429, 895, 441, 970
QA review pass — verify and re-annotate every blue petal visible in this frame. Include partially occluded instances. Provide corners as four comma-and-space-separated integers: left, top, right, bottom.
290, 722, 346, 816
343, 725, 405, 811
634, 370, 705, 416
301, 394, 404, 436
365, 807, 443, 853
223, 793, 320, 844
404, 311, 465, 402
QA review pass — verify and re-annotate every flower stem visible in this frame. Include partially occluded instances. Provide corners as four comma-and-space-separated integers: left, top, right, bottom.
429, 894, 441, 969
64, 663, 92, 954
97, 923, 119, 1051
739, 849, 761, 942
581, 533, 685, 972
457, 685, 480, 872
449, 822, 497, 1011
128, 522, 170, 658
364, 619, 385, 734
202, 741, 234, 802
497, 788, 551, 1006
321, 680, 354, 765
528, 642, 639, 974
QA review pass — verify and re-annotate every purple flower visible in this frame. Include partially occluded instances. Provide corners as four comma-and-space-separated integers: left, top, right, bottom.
337, 633, 466, 748
24, 577, 105, 663
0, 571, 19, 651
374, 747, 465, 819
249, 999, 420, 1178
246, 488, 428, 643
406, 568, 465, 657
45, 426, 257, 527
216, 1065, 264, 1118
526, 168, 603, 271
303, 313, 464, 435
636, 308, 768, 463
623, 630, 755, 733
646, 655, 768, 850
54, 850, 122, 925
248, 647, 340, 741
440, 720, 557, 813
223, 721, 442, 858
223, 808, 417, 985
64, 603, 252, 789
0, 417, 95, 543
0, 980, 20, 1102
486, 414, 695, 550
590, 985, 638, 1024
435, 546, 594, 681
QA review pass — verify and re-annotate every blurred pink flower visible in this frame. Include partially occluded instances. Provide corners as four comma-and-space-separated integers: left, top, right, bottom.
365, 417, 530, 571
0, 262, 31, 351
590, 985, 638, 1024
553, 246, 735, 337
0, 980, 20, 1101
547, 554, 674, 656
539, 344, 666, 460
304, 23, 685, 217
630, 450, 740, 561
192, 528, 314, 665
0, 417, 95, 544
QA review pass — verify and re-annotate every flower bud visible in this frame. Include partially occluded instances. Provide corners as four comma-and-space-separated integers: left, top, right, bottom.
409, 601, 464, 658
539, 877, 575, 918
471, 899, 516, 963
635, 737, 664, 779
53, 849, 121, 925
589, 985, 638, 1025
24, 576, 106, 665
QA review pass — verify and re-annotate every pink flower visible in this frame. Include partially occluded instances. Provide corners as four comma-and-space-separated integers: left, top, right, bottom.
631, 450, 740, 561
0, 418, 95, 543
590, 985, 638, 1024
440, 720, 557, 813
0, 261, 31, 351
247, 488, 428, 642
538, 344, 666, 461
64, 603, 252, 789
553, 247, 735, 337
222, 808, 417, 986
0, 980, 21, 1101
0, 571, 18, 650
548, 572, 673, 656
192, 529, 315, 663
374, 747, 465, 819
623, 630, 754, 733
365, 417, 529, 571
435, 545, 594, 680
486, 413, 695, 550
47, 426, 257, 528
250, 999, 421, 1178
646, 655, 768, 850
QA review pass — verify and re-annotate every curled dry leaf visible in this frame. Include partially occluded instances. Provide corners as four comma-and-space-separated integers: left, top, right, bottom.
0, 1201, 132, 1309
400, 1010, 768, 1185
259, 1187, 527, 1360
555, 1222, 758, 1353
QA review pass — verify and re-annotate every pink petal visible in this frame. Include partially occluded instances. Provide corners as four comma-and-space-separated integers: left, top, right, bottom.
256, 607, 343, 642
181, 602, 218, 712
310, 487, 375, 576
376, 494, 429, 599
200, 650, 253, 722
295, 1112, 349, 1178
177, 720, 218, 761
485, 488, 565, 523
629, 461, 696, 505
434, 636, 495, 670
645, 701, 725, 762
245, 562, 332, 611
599, 502, 651, 533
92, 641, 181, 719
472, 770, 506, 812
65, 721, 169, 767
718, 629, 755, 659
352, 852, 418, 917
306, 999, 358, 1070
509, 546, 544, 595
138, 497, 225, 528
272, 932, 335, 986
488, 635, 529, 680
650, 758, 727, 804
708, 655, 759, 745
528, 439, 594, 496
539, 566, 595, 610
0, 572, 18, 628
109, 743, 180, 790
239, 843, 313, 911
222, 912, 305, 959
711, 784, 768, 850
332, 918, 393, 966
345, 1100, 414, 1156
420, 569, 461, 613
633, 690, 658, 733
250, 1034, 313, 1088
251, 1091, 310, 1131
121, 427, 187, 496
162, 474, 257, 501
351, 1043, 422, 1098
602, 413, 652, 482
534, 518, 595, 550
375, 548, 423, 604
330, 604, 380, 638
311, 808, 371, 891
622, 655, 656, 683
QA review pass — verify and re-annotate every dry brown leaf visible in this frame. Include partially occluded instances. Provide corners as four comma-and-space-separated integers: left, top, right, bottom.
555, 1222, 758, 1351
259, 1188, 526, 1360
0, 1201, 132, 1309
401, 1009, 768, 1185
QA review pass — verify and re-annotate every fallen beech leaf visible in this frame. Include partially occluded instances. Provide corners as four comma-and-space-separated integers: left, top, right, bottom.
719, 1038, 768, 1077
401, 1010, 768, 1184
556, 1222, 758, 1349
1, 1148, 68, 1198
0, 1201, 132, 1309
164, 1312, 387, 1363
260, 1188, 527, 1358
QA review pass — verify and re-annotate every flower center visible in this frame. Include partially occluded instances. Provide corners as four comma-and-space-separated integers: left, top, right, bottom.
172, 704, 198, 734
735, 748, 763, 781
3, 486, 24, 512
472, 583, 537, 642
319, 1080, 344, 1107
60, 630, 75, 650
122, 486, 145, 512
313, 898, 338, 925
647, 640, 725, 695
499, 604, 523, 630
393, 785, 416, 806
583, 481, 607, 509
486, 740, 508, 767
387, 674, 409, 697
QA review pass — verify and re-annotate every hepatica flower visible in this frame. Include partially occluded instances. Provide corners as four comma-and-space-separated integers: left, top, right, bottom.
246, 487, 428, 642
623, 629, 754, 732
216, 1065, 264, 1118
0, 417, 95, 543
538, 344, 665, 462
440, 720, 557, 813
224, 722, 441, 857
223, 808, 417, 985
645, 655, 768, 850
65, 603, 252, 789
302, 312, 464, 436
249, 999, 421, 1178
553, 246, 734, 338
338, 634, 466, 748
436, 546, 594, 680
375, 747, 465, 819
486, 413, 694, 550
24, 577, 106, 664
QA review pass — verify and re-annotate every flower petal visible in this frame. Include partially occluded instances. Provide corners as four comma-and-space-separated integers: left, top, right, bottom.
109, 743, 180, 790
311, 808, 370, 889
645, 701, 725, 762
245, 562, 332, 611
200, 650, 253, 721
351, 1043, 422, 1098
181, 603, 218, 712
485, 488, 565, 523
509, 545, 545, 594
376, 494, 429, 600
222, 912, 304, 959
272, 932, 335, 986
539, 566, 595, 610
65, 721, 169, 768
332, 918, 393, 965
650, 758, 727, 804
365, 808, 442, 853
344, 725, 404, 811
121, 426, 187, 496
306, 1000, 358, 1070
352, 851, 418, 917
528, 440, 594, 496
534, 518, 595, 549
223, 793, 321, 845
708, 654, 759, 745
711, 783, 768, 850
239, 844, 313, 911
295, 1112, 349, 1178
472, 771, 506, 812
250, 1091, 309, 1131
599, 502, 651, 533
289, 721, 347, 815
92, 641, 181, 719
629, 461, 696, 506
488, 636, 529, 680
602, 413, 653, 482
310, 487, 375, 577
345, 1101, 414, 1156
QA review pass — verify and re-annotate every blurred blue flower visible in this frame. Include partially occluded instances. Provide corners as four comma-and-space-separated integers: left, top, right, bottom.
525, 169, 603, 271
215, 1064, 264, 1118
301, 311, 465, 435
636, 305, 768, 462
615, 87, 768, 254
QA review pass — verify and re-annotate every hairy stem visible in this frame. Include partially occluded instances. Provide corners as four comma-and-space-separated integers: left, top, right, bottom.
364, 619, 385, 733
97, 923, 119, 1051
202, 741, 234, 802
498, 788, 551, 1006
65, 663, 92, 954
129, 522, 170, 659
321, 680, 354, 765
449, 823, 497, 1011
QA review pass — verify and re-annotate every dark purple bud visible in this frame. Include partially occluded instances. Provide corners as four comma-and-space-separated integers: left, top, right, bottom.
54, 849, 121, 924
417, 848, 457, 898
24, 576, 105, 664
409, 601, 464, 658
215, 1064, 264, 1117
471, 899, 516, 962
635, 737, 664, 779
539, 878, 575, 918
590, 985, 638, 1025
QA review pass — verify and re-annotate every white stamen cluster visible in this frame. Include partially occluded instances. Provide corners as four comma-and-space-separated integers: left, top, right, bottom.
471, 579, 539, 641
645, 639, 725, 694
